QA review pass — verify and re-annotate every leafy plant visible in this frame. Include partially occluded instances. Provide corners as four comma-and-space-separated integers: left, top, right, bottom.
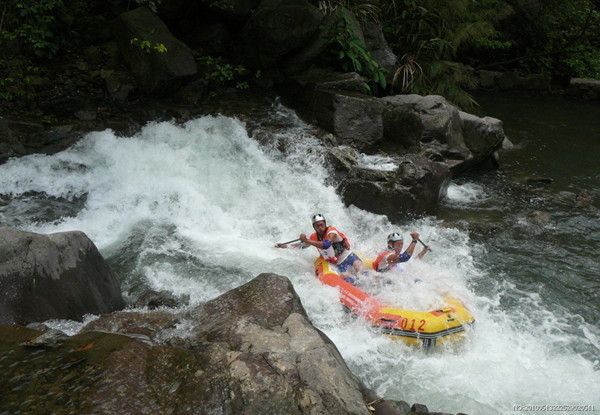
130, 37, 168, 54
334, 11, 387, 90
0, 0, 67, 58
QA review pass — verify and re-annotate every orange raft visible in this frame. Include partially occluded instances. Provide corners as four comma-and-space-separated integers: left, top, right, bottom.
315, 257, 475, 348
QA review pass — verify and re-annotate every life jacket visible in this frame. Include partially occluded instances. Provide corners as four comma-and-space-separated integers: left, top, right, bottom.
310, 226, 351, 264
372, 249, 395, 272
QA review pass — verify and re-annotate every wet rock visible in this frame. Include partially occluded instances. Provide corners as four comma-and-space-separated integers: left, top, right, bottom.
381, 106, 423, 151
527, 210, 551, 225
411, 403, 429, 413
82, 310, 180, 341
242, 0, 324, 68
340, 154, 450, 217
382, 95, 469, 158
0, 227, 125, 325
314, 91, 384, 148
502, 137, 514, 150
133, 289, 187, 309
575, 190, 593, 208
525, 176, 554, 185
21, 329, 68, 348
459, 111, 505, 166
327, 145, 359, 176
112, 7, 197, 95
0, 274, 379, 414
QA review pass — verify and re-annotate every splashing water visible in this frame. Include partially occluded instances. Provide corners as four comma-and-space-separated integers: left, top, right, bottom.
0, 106, 598, 414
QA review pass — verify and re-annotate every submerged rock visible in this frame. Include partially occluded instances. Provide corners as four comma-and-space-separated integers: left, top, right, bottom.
0, 227, 125, 325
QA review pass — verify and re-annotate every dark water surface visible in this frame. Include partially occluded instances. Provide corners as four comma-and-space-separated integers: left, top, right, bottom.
440, 91, 600, 327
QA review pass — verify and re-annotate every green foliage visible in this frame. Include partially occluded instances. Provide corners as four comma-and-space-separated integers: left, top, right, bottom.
197, 56, 254, 98
0, 0, 67, 58
0, 59, 41, 102
381, 0, 506, 108
198, 56, 248, 85
334, 11, 387, 91
130, 38, 168, 54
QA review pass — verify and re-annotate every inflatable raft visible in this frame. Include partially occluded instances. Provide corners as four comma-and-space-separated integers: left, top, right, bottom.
315, 257, 475, 348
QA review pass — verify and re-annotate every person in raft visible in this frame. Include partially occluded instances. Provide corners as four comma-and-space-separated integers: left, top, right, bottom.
372, 231, 430, 272
275, 214, 364, 276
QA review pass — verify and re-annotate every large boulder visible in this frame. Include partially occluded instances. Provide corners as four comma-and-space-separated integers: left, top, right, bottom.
458, 111, 505, 165
242, 0, 324, 68
313, 90, 384, 149
282, 70, 383, 149
327, 148, 450, 216
381, 95, 469, 156
0, 274, 376, 414
0, 227, 124, 325
112, 7, 197, 95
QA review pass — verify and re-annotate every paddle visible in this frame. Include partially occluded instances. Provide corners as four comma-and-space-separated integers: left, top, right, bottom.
416, 238, 432, 252
274, 238, 301, 248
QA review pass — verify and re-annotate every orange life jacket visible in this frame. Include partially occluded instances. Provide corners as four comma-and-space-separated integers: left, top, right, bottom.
372, 249, 394, 271
309, 226, 351, 262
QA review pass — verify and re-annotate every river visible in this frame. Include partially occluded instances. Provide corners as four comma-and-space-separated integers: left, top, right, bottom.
0, 94, 598, 414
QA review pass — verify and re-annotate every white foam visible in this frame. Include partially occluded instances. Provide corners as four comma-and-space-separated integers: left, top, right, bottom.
444, 182, 490, 205
1, 109, 599, 413
357, 153, 398, 171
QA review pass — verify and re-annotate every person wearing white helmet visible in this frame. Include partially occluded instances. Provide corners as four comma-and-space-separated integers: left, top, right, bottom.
276, 214, 363, 276
300, 214, 364, 275
372, 231, 429, 272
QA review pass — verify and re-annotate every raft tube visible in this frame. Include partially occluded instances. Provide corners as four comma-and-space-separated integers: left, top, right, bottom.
315, 257, 475, 348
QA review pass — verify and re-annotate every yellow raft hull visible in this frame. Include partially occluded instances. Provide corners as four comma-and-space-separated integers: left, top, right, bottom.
315, 257, 475, 348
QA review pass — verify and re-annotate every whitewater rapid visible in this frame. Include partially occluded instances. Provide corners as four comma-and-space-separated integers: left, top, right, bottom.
0, 105, 598, 414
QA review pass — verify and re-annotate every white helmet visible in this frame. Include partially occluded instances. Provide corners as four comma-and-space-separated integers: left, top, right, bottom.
312, 213, 326, 225
387, 232, 403, 243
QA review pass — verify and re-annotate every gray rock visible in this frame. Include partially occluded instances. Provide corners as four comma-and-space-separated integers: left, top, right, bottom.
502, 137, 514, 150
382, 106, 424, 150
133, 288, 187, 309
314, 90, 384, 148
411, 403, 429, 413
340, 154, 450, 217
242, 0, 324, 68
112, 7, 197, 95
382, 95, 468, 152
0, 227, 125, 325
283, 12, 340, 74
77, 274, 372, 414
21, 329, 68, 348
458, 111, 505, 165
362, 20, 398, 75
527, 210, 551, 225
